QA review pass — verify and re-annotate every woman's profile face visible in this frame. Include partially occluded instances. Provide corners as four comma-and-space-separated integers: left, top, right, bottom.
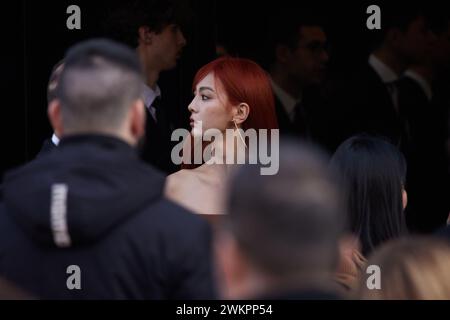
188, 72, 234, 136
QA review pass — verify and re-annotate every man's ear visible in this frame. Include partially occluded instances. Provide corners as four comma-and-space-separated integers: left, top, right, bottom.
130, 99, 146, 142
48, 100, 63, 137
138, 26, 153, 45
275, 44, 292, 64
233, 103, 250, 126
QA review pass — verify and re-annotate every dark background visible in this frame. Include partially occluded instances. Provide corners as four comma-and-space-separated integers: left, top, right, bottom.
0, 0, 426, 179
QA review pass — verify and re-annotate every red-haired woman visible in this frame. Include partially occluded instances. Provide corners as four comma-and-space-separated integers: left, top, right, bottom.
165, 57, 278, 222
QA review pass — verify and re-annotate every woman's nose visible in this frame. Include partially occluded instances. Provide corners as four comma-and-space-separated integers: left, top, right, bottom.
188, 99, 196, 113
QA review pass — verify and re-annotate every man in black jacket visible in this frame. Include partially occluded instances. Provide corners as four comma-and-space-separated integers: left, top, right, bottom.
0, 39, 216, 299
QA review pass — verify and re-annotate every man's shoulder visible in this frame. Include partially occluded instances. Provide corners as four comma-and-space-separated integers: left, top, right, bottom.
35, 139, 57, 159
127, 197, 210, 239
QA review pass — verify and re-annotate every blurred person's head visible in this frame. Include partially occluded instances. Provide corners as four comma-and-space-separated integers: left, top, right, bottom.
48, 39, 145, 146
104, 0, 189, 75
216, 141, 344, 299
268, 8, 329, 89
373, 4, 429, 69
330, 134, 408, 256
357, 237, 450, 300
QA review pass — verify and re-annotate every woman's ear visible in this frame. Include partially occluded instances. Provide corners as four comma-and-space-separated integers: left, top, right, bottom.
233, 103, 250, 126
48, 100, 64, 137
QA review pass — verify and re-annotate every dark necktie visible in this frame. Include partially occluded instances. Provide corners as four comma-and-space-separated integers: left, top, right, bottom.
151, 96, 162, 123
293, 101, 310, 139
395, 78, 412, 149
385, 80, 399, 113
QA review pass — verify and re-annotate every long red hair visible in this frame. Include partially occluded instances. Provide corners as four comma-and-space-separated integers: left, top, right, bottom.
182, 57, 278, 169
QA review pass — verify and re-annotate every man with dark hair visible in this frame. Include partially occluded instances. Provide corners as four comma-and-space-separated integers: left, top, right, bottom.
103, 0, 189, 174
0, 39, 216, 299
267, 7, 329, 142
216, 141, 344, 299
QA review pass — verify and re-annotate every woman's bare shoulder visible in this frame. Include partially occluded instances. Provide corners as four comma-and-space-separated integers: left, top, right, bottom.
165, 169, 197, 196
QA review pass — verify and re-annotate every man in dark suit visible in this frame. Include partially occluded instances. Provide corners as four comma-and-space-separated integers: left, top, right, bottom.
38, 1, 191, 175
396, 10, 450, 233
397, 74, 449, 233
331, 4, 429, 149
267, 8, 329, 143
0, 39, 216, 299
216, 141, 344, 299
103, 0, 189, 174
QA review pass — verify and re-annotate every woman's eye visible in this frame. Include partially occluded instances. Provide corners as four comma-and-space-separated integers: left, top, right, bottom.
201, 95, 209, 101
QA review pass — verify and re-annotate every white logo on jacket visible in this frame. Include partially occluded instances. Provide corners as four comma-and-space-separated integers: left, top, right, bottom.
50, 184, 71, 248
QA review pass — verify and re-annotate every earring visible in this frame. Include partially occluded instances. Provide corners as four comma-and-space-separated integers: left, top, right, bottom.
233, 119, 247, 149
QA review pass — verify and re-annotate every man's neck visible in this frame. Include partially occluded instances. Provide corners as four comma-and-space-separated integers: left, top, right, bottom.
144, 69, 160, 90
137, 47, 160, 89
230, 269, 337, 299
373, 48, 405, 76
205, 132, 247, 167
62, 129, 137, 147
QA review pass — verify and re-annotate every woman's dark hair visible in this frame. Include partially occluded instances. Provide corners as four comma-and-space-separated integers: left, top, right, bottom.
330, 134, 408, 256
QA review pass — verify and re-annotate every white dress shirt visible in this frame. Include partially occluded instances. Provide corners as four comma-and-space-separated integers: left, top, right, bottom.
369, 54, 400, 111
404, 69, 433, 101
142, 84, 162, 122
270, 78, 302, 122
51, 134, 60, 146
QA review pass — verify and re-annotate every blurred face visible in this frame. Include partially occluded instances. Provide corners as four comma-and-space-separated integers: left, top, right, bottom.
188, 72, 234, 136
151, 24, 187, 71
286, 26, 329, 86
395, 16, 430, 64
